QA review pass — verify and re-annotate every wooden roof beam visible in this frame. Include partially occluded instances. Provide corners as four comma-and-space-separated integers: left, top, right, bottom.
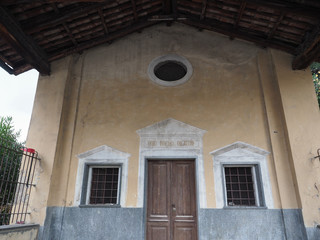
12, 61, 33, 75
49, 20, 158, 62
268, 12, 284, 39
200, 0, 207, 20
131, 0, 138, 21
292, 26, 320, 70
234, 1, 246, 29
181, 17, 296, 54
0, 52, 14, 68
51, 3, 78, 47
62, 23, 78, 47
243, 0, 319, 19
292, 45, 320, 70
98, 9, 109, 35
23, 1, 113, 34
163, 0, 172, 14
0, 58, 14, 74
1, 0, 106, 4
0, 6, 50, 75
162, 0, 177, 24
172, 0, 178, 20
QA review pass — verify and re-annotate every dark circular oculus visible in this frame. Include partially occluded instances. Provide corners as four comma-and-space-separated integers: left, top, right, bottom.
154, 61, 187, 82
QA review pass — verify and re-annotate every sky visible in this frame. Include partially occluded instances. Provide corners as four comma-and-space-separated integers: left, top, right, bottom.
0, 67, 39, 142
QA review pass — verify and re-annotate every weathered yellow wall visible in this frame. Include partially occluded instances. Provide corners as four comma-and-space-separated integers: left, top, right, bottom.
64, 23, 274, 208
271, 49, 320, 226
26, 24, 320, 226
257, 51, 300, 209
26, 56, 72, 224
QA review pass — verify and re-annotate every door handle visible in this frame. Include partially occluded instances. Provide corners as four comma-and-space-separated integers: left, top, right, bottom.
172, 204, 176, 211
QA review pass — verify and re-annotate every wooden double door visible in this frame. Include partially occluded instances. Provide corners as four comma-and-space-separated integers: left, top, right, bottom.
146, 160, 198, 240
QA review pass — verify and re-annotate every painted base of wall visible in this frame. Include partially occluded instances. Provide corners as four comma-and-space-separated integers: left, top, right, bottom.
41, 207, 143, 240
306, 227, 320, 240
199, 209, 307, 240
0, 224, 39, 240
41, 207, 317, 240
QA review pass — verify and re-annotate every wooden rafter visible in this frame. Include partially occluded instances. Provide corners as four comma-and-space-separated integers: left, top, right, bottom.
293, 45, 320, 70
11, 61, 33, 75
293, 25, 320, 69
1, 1, 320, 75
234, 1, 246, 29
63, 23, 78, 47
1, 0, 106, 4
181, 17, 296, 54
200, 0, 207, 20
51, 3, 78, 47
0, 58, 14, 74
243, 0, 319, 19
49, 20, 158, 62
163, 0, 172, 14
0, 52, 14, 68
0, 6, 50, 75
296, 26, 320, 56
131, 0, 138, 21
98, 9, 109, 35
160, 0, 177, 24
22, 2, 113, 34
268, 12, 284, 39
172, 0, 178, 19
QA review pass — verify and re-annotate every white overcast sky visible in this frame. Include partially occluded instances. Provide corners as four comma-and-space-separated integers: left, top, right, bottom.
0, 67, 39, 142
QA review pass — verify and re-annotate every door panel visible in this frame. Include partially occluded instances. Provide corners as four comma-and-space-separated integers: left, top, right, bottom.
146, 160, 197, 240
171, 161, 196, 220
148, 162, 170, 219
147, 222, 170, 240
173, 222, 197, 240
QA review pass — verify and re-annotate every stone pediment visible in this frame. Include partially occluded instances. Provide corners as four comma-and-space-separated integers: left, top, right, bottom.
136, 118, 206, 136
136, 118, 207, 208
210, 141, 269, 157
77, 145, 130, 160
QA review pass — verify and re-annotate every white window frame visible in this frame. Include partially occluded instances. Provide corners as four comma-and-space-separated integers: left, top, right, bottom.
86, 166, 121, 205
222, 164, 262, 207
74, 145, 130, 207
210, 142, 273, 209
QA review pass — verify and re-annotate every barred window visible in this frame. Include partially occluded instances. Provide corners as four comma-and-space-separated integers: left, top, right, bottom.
86, 167, 120, 205
224, 165, 262, 207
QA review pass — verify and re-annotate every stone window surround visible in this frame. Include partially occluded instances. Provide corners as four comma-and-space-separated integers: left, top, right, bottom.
147, 54, 193, 87
74, 145, 130, 207
210, 141, 274, 209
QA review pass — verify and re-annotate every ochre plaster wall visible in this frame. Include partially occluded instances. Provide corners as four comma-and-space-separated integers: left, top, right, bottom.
26, 56, 72, 224
271, 49, 320, 227
26, 24, 319, 226
65, 23, 273, 209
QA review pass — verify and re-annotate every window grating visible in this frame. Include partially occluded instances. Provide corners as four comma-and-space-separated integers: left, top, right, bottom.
89, 167, 119, 204
224, 166, 256, 206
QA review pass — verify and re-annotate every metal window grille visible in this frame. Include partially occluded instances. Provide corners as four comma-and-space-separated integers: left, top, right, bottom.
224, 166, 256, 206
89, 167, 119, 204
0, 139, 40, 225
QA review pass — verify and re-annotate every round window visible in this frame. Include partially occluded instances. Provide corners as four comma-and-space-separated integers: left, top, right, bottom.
148, 54, 193, 86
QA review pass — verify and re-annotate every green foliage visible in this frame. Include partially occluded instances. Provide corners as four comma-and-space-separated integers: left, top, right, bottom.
0, 116, 23, 225
0, 116, 22, 145
311, 62, 320, 108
